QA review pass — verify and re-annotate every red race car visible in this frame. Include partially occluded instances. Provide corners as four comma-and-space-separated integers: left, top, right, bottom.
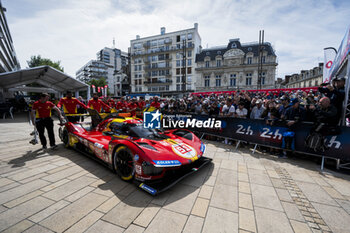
59, 110, 211, 195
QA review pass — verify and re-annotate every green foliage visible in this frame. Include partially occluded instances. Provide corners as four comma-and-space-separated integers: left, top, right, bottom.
27, 55, 64, 72
87, 78, 110, 95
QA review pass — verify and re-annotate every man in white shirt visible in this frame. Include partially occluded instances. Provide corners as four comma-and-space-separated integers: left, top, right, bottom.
235, 102, 248, 118
250, 100, 265, 119
221, 99, 235, 117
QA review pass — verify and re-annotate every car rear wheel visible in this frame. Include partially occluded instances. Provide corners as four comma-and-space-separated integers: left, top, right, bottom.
61, 128, 69, 148
113, 146, 134, 181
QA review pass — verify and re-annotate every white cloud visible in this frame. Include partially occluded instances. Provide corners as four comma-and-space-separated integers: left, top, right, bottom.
5, 0, 350, 79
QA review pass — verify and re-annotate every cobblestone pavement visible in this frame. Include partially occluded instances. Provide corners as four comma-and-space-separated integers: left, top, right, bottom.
1, 119, 350, 232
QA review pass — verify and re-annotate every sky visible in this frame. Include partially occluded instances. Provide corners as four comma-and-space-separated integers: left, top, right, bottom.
3, 0, 350, 79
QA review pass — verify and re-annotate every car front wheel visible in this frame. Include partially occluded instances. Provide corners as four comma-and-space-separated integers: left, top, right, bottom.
113, 146, 134, 181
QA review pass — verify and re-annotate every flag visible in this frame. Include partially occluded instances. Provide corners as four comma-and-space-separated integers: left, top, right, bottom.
91, 85, 96, 93
323, 48, 337, 83
98, 87, 100, 93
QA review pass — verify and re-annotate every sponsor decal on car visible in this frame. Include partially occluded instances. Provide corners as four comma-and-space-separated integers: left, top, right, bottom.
172, 143, 197, 160
153, 160, 181, 167
134, 154, 139, 161
135, 164, 142, 175
139, 183, 157, 195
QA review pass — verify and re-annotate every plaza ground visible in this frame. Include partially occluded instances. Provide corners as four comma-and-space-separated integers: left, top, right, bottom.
0, 116, 350, 233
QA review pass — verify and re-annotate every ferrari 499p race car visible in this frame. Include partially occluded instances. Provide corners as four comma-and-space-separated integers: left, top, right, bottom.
59, 109, 211, 195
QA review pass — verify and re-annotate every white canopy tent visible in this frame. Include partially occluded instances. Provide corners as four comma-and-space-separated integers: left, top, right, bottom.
0, 66, 90, 99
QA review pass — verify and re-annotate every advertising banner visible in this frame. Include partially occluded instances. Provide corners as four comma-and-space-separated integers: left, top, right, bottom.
164, 114, 350, 161
323, 48, 337, 83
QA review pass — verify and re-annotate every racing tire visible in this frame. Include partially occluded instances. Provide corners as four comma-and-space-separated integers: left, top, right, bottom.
113, 146, 134, 181
61, 128, 70, 148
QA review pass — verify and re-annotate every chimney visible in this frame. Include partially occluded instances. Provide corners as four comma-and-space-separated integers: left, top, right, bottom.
136, 35, 140, 40
194, 23, 198, 30
160, 27, 166, 35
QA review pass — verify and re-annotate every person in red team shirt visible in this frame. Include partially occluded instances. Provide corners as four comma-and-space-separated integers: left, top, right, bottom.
31, 93, 64, 150
150, 96, 160, 109
138, 97, 146, 110
57, 91, 87, 122
128, 98, 139, 116
116, 97, 127, 112
88, 93, 111, 113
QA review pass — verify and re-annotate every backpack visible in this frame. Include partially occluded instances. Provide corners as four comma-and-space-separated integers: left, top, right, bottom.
305, 132, 326, 152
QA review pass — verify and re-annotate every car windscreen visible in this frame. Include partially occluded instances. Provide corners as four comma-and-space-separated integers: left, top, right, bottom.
128, 124, 169, 140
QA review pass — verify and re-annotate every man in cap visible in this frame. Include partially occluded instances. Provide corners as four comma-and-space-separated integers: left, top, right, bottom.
31, 93, 64, 149
88, 93, 111, 113
284, 98, 306, 127
250, 99, 265, 119
58, 91, 88, 122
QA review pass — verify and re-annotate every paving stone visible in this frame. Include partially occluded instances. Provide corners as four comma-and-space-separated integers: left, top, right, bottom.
191, 197, 209, 217
96, 195, 122, 213
203, 175, 216, 186
29, 200, 70, 223
275, 188, 293, 202
238, 181, 251, 194
281, 201, 305, 221
124, 224, 145, 233
92, 178, 129, 197
85, 220, 124, 233
40, 192, 108, 232
41, 165, 84, 182
18, 173, 47, 184
67, 170, 89, 180
198, 185, 213, 199
0, 196, 54, 232
210, 183, 238, 212
103, 190, 152, 228
313, 202, 350, 233
40, 178, 71, 192
0, 177, 15, 188
4, 190, 44, 208
7, 164, 57, 181
249, 173, 272, 186
144, 208, 188, 233
42, 176, 96, 201
323, 186, 345, 200
0, 204, 8, 213
0, 179, 49, 205
65, 210, 104, 233
182, 215, 204, 233
23, 224, 54, 233
46, 165, 71, 174
163, 184, 199, 215
151, 192, 171, 206
180, 168, 208, 187
118, 183, 138, 196
239, 208, 256, 232
216, 168, 237, 186
220, 159, 237, 170
290, 220, 312, 233
297, 181, 339, 206
266, 169, 280, 178
325, 177, 350, 196
64, 186, 95, 202
1, 220, 34, 233
202, 207, 238, 233
239, 192, 253, 210
255, 206, 293, 233
271, 178, 286, 189
251, 183, 283, 211
133, 203, 161, 227
238, 172, 249, 182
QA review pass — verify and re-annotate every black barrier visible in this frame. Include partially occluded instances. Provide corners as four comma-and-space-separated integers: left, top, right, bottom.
163, 114, 350, 162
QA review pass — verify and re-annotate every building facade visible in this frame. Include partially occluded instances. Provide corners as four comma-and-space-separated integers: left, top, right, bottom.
130, 23, 201, 95
195, 39, 277, 91
76, 47, 129, 96
0, 1, 20, 73
284, 63, 323, 88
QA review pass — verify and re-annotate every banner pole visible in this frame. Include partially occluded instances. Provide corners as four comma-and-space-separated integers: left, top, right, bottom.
341, 55, 350, 126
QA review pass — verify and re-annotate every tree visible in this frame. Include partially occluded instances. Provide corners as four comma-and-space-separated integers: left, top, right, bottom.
27, 55, 64, 72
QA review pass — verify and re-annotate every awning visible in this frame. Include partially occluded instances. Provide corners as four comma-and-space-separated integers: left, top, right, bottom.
0, 65, 89, 93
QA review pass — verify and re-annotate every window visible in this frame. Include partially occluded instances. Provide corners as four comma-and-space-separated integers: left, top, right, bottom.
188, 50, 192, 57
176, 84, 181, 91
246, 73, 252, 86
188, 42, 193, 48
187, 76, 192, 82
216, 60, 221, 67
262, 56, 266, 63
176, 68, 180, 75
259, 72, 266, 85
134, 74, 138, 78
230, 74, 236, 86
205, 61, 210, 68
134, 65, 138, 71
176, 76, 181, 83
176, 52, 181, 59
188, 59, 192, 66
187, 33, 192, 40
216, 75, 221, 87
247, 57, 252, 64
204, 75, 210, 87
176, 60, 181, 67
315, 80, 318, 86
187, 67, 192, 74
231, 43, 237, 48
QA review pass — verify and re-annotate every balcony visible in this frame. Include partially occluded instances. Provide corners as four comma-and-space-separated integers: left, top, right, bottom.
164, 38, 172, 44
143, 42, 150, 48
144, 79, 173, 84
144, 64, 172, 70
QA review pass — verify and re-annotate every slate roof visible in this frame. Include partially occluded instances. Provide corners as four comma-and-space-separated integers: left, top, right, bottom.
196, 39, 276, 62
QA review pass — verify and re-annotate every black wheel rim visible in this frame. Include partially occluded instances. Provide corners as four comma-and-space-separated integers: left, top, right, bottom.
115, 149, 133, 177
63, 130, 68, 145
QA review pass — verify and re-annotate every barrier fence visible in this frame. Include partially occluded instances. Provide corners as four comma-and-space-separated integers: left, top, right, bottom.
163, 114, 350, 166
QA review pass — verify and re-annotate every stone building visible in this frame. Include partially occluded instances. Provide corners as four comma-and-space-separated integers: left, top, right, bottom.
195, 38, 277, 91
285, 63, 323, 88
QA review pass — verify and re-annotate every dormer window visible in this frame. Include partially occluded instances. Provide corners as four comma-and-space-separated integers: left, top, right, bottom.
217, 51, 221, 55
248, 47, 252, 52
231, 43, 237, 48
206, 52, 210, 56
